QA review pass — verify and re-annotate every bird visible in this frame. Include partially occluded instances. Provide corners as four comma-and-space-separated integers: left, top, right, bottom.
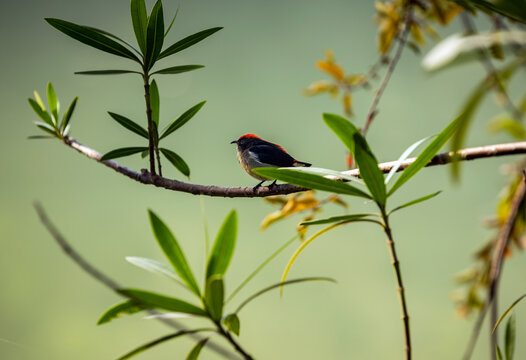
231, 134, 311, 189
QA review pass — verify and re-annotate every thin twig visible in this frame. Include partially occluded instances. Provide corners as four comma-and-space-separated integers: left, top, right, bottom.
62, 136, 526, 197
460, 12, 522, 122
214, 321, 254, 360
461, 171, 526, 360
362, 5, 413, 135
382, 212, 411, 360
33, 203, 239, 360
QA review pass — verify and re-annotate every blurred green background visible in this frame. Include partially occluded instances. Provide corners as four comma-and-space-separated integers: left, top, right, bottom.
1, 0, 525, 359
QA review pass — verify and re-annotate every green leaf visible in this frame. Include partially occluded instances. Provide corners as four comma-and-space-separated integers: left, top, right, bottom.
84, 26, 142, 56
186, 338, 209, 360
389, 191, 442, 214
148, 210, 201, 296
505, 313, 516, 360
117, 329, 212, 360
235, 277, 335, 313
35, 122, 58, 137
28, 98, 54, 127
204, 276, 224, 321
206, 210, 237, 280
352, 133, 385, 207
164, 6, 179, 38
283, 166, 364, 185
118, 289, 207, 316
28, 135, 55, 140
300, 214, 380, 226
144, 0, 164, 70
150, 80, 160, 127
456, 0, 526, 24
159, 27, 223, 60
97, 300, 143, 325
61, 97, 78, 132
223, 314, 240, 336
160, 101, 206, 139
226, 234, 298, 304
160, 148, 190, 177
323, 113, 359, 154
497, 346, 504, 360
33, 91, 46, 110
488, 115, 526, 140
125, 256, 188, 290
385, 136, 433, 184
253, 168, 372, 199
388, 113, 464, 196
45, 18, 140, 62
493, 294, 526, 333
151, 65, 204, 75
46, 82, 59, 125
74, 70, 141, 75
100, 147, 148, 161
108, 112, 148, 138
130, 0, 148, 54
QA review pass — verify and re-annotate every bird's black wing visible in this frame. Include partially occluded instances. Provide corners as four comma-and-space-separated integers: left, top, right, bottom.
249, 144, 296, 167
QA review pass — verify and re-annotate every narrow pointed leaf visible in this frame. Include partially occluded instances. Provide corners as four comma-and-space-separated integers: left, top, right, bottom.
117, 329, 213, 360
84, 26, 142, 56
505, 313, 516, 360
35, 122, 59, 137
46, 82, 59, 125
352, 133, 385, 206
160, 148, 190, 177
389, 191, 442, 214
131, 0, 148, 53
164, 7, 179, 37
108, 112, 148, 138
301, 214, 379, 226
493, 294, 526, 333
323, 113, 360, 154
28, 98, 54, 127
28, 135, 55, 140
45, 18, 140, 62
150, 80, 160, 126
33, 91, 45, 110
118, 289, 206, 316
61, 97, 78, 132
159, 27, 223, 60
388, 113, 464, 196
186, 338, 209, 360
100, 147, 148, 161
235, 277, 335, 313
385, 136, 433, 184
145, 0, 164, 70
160, 101, 206, 139
206, 210, 237, 279
97, 300, 143, 325
496, 346, 504, 360
151, 65, 204, 75
125, 256, 188, 289
148, 210, 201, 296
253, 168, 372, 199
204, 276, 224, 321
223, 314, 240, 336
75, 70, 141, 75
283, 166, 364, 185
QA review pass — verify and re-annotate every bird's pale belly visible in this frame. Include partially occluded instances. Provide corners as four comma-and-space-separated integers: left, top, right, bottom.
237, 149, 273, 181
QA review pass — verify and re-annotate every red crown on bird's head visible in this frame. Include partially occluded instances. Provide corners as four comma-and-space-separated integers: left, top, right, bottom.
238, 134, 261, 141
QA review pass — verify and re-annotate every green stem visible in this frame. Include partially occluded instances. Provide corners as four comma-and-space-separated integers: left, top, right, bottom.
382, 210, 411, 360
214, 320, 254, 360
142, 73, 156, 175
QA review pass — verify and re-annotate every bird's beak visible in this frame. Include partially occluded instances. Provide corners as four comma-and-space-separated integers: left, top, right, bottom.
230, 140, 237, 144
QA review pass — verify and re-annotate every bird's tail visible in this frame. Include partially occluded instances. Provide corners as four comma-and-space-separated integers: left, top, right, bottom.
293, 160, 311, 167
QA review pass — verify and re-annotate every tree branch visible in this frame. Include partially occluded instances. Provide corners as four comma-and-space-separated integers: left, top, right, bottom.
33, 203, 239, 360
62, 136, 526, 197
461, 171, 526, 360
362, 4, 413, 135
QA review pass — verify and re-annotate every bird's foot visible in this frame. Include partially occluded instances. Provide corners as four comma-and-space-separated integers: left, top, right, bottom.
267, 180, 277, 190
253, 180, 266, 191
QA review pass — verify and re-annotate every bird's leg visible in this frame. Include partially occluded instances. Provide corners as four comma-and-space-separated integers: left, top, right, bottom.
268, 180, 277, 189
253, 180, 266, 191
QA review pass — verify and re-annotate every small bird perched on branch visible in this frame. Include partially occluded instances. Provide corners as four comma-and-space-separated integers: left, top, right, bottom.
231, 134, 311, 189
